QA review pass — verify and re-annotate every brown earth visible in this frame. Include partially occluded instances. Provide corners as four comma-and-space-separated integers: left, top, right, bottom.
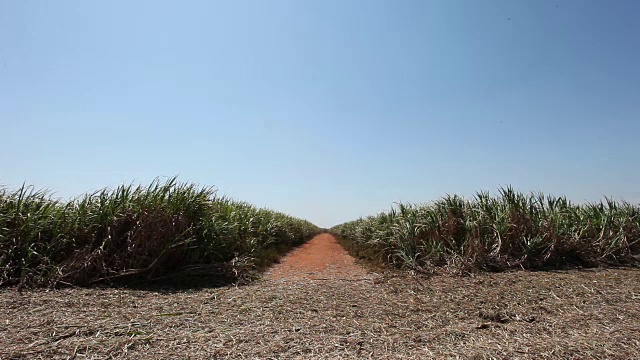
1, 234, 640, 359
265, 233, 369, 281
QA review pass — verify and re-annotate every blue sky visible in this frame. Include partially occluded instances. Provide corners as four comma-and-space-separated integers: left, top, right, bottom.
1, 0, 639, 227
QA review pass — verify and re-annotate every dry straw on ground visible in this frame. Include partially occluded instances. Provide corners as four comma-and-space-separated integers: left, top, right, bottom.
2, 235, 639, 359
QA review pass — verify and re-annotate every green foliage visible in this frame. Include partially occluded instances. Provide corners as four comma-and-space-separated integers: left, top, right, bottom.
332, 187, 640, 271
0, 178, 319, 287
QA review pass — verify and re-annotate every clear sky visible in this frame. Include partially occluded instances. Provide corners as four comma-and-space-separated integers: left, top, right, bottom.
1, 0, 639, 227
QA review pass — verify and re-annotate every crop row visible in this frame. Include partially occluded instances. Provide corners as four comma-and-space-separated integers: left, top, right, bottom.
0, 178, 319, 288
332, 187, 640, 272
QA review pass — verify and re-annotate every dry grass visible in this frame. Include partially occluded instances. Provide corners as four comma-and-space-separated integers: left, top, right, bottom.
2, 268, 639, 359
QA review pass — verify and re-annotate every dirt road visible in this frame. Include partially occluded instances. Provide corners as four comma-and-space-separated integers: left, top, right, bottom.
2, 234, 639, 359
265, 233, 369, 281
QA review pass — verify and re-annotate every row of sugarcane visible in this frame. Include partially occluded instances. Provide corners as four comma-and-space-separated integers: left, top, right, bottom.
0, 177, 319, 287
332, 187, 640, 272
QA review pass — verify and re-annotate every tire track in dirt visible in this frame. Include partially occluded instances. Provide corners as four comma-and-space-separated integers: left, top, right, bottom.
265, 233, 370, 281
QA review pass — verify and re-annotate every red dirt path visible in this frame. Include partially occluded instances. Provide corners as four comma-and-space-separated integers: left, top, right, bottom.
265, 233, 369, 281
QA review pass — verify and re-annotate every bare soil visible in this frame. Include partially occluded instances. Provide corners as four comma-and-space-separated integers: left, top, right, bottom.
265, 233, 369, 281
1, 234, 639, 359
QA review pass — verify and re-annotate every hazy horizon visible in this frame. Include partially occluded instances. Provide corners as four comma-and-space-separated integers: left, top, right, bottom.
2, 0, 639, 228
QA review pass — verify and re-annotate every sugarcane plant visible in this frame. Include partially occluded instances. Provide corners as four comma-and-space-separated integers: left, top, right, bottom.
0, 177, 319, 288
332, 187, 640, 272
